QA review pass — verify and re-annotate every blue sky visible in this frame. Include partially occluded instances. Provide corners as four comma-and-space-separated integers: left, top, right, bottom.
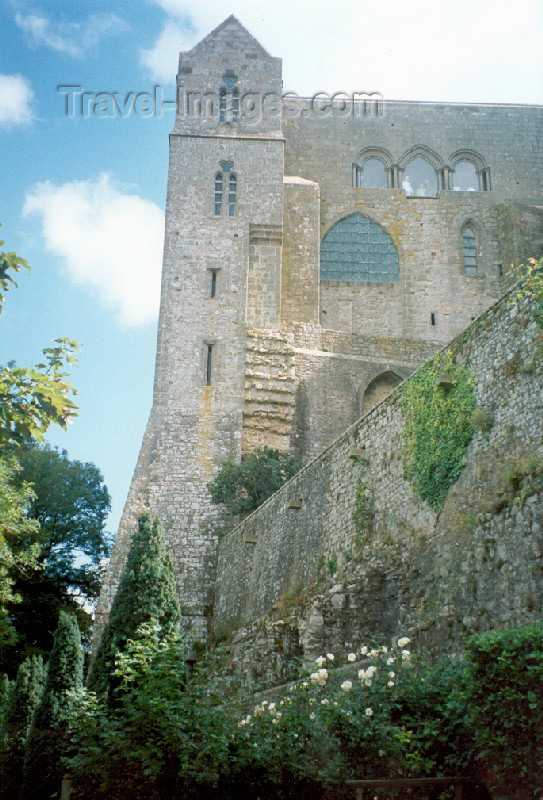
1, 0, 542, 535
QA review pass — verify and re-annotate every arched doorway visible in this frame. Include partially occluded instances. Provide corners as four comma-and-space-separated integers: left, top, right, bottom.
360, 371, 402, 416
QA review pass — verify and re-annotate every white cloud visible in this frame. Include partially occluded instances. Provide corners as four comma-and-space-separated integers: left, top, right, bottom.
140, 0, 543, 103
0, 74, 34, 125
23, 174, 164, 327
15, 11, 125, 57
140, 20, 188, 83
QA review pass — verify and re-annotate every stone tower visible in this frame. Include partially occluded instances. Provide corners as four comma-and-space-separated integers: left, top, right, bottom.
95, 16, 284, 642
94, 15, 543, 650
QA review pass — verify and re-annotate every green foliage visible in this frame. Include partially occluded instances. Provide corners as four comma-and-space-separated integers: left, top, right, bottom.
208, 446, 298, 516
0, 655, 46, 800
66, 622, 232, 800
87, 514, 180, 698
0, 444, 111, 676
0, 456, 41, 647
0, 673, 12, 729
0, 227, 79, 448
513, 257, 543, 328
470, 408, 494, 433
463, 623, 543, 797
326, 558, 337, 576
0, 226, 30, 312
65, 625, 543, 798
401, 350, 476, 510
23, 612, 83, 800
225, 638, 476, 796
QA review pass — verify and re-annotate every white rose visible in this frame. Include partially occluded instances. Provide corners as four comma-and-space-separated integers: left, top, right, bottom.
316, 656, 326, 667
387, 681, 395, 687
347, 653, 356, 662
360, 646, 368, 655
398, 637, 411, 648
365, 707, 373, 717
341, 680, 353, 692
386, 657, 394, 666
326, 653, 335, 661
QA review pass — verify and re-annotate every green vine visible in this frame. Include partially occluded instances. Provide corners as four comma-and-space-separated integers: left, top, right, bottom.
401, 350, 476, 510
514, 257, 543, 329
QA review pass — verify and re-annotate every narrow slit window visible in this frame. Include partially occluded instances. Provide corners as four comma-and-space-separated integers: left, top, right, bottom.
206, 344, 213, 385
214, 172, 223, 215
210, 270, 217, 298
228, 174, 237, 216
463, 226, 477, 275
430, 312, 436, 326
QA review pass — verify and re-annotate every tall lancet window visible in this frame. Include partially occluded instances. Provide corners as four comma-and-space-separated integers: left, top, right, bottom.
214, 172, 223, 216
228, 174, 237, 216
462, 225, 478, 275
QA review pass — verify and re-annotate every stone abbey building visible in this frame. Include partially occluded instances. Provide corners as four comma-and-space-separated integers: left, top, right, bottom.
95, 16, 543, 644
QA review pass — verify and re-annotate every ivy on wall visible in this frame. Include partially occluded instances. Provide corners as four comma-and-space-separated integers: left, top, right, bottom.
401, 350, 476, 510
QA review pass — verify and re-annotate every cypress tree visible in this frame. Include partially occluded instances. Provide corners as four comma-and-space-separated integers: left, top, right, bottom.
22, 612, 83, 800
0, 656, 45, 800
87, 513, 180, 698
0, 672, 13, 729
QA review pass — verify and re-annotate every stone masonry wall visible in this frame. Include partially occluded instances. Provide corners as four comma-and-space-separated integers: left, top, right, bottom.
213, 283, 543, 687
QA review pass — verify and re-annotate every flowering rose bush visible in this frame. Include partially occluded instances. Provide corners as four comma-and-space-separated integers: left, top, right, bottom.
226, 636, 473, 790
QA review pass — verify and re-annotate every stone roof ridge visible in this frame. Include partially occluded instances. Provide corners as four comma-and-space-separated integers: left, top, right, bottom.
188, 14, 273, 58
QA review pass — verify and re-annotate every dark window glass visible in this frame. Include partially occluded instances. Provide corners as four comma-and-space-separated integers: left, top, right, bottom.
402, 157, 438, 197
453, 161, 479, 191
463, 227, 477, 275
219, 89, 226, 122
356, 158, 387, 188
320, 213, 399, 282
228, 174, 237, 217
214, 172, 223, 215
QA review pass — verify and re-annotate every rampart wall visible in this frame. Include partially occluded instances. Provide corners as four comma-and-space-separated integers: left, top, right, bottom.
213, 283, 543, 687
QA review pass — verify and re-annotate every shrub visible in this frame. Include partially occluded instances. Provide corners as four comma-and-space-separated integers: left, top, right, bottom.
463, 623, 543, 798
208, 447, 298, 516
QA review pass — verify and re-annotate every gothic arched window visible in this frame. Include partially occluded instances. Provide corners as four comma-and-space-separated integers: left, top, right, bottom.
214, 172, 223, 215
320, 213, 399, 282
402, 156, 438, 197
355, 157, 388, 188
228, 174, 237, 216
462, 225, 477, 275
453, 161, 479, 191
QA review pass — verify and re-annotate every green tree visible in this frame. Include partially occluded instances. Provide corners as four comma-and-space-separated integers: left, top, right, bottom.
0, 444, 111, 676
87, 514, 180, 698
0, 672, 13, 729
22, 612, 83, 800
67, 623, 231, 800
208, 446, 298, 516
1, 227, 79, 449
0, 655, 46, 800
0, 457, 40, 647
